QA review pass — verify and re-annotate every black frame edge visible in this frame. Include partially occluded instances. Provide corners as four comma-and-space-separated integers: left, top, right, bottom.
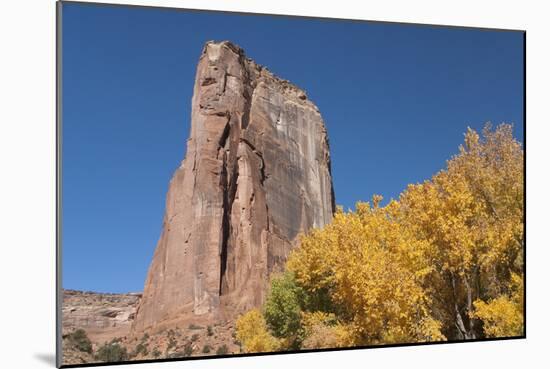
522, 30, 526, 338
56, 1, 63, 368
59, 335, 526, 368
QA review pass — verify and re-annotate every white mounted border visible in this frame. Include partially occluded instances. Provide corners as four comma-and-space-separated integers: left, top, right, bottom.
1, 1, 548, 369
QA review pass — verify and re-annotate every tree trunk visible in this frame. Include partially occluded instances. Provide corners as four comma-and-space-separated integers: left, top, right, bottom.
450, 273, 476, 340
462, 274, 477, 339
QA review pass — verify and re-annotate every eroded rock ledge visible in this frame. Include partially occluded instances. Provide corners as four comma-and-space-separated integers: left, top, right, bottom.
63, 289, 141, 342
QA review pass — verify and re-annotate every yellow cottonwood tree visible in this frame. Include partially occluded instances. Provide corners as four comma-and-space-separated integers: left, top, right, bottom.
235, 309, 280, 353
473, 273, 524, 337
288, 197, 445, 345
399, 123, 524, 339
301, 311, 355, 349
236, 123, 523, 348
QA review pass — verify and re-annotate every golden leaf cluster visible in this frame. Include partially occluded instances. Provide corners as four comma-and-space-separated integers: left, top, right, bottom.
236, 124, 524, 351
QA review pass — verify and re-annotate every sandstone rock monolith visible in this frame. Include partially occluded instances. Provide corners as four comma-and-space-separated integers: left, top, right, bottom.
132, 41, 335, 333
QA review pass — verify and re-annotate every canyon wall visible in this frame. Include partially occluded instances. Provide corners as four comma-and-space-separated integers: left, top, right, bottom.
132, 41, 335, 333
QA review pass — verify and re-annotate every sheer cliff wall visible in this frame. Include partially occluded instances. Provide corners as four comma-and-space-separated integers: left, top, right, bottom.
132, 41, 335, 333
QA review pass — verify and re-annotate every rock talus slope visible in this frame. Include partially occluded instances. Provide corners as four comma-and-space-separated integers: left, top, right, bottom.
132, 41, 335, 333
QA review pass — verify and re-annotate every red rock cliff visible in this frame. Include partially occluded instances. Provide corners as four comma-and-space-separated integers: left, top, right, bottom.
132, 41, 335, 333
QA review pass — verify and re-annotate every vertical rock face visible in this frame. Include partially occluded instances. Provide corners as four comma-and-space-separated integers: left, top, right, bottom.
132, 41, 335, 333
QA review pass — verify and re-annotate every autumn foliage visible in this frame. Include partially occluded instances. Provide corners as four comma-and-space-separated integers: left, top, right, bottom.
236, 124, 524, 351
235, 309, 280, 353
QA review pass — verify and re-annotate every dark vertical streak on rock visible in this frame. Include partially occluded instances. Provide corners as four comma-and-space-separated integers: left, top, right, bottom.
325, 135, 336, 214
218, 113, 235, 295
219, 149, 240, 295
219, 117, 231, 147
219, 149, 230, 295
240, 53, 253, 131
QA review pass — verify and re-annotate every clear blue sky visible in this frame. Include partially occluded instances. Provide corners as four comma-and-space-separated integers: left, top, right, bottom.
61, 2, 524, 293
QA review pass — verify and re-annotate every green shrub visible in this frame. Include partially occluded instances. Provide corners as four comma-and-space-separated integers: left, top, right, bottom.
207, 325, 214, 336
67, 329, 92, 354
152, 348, 161, 358
167, 343, 193, 359
202, 345, 212, 353
263, 272, 305, 348
191, 333, 199, 342
188, 323, 203, 330
94, 342, 128, 362
132, 342, 148, 357
216, 344, 229, 355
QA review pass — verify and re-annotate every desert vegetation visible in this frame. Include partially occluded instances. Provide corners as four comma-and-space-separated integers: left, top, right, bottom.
236, 124, 524, 352
65, 329, 93, 354
95, 340, 129, 362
